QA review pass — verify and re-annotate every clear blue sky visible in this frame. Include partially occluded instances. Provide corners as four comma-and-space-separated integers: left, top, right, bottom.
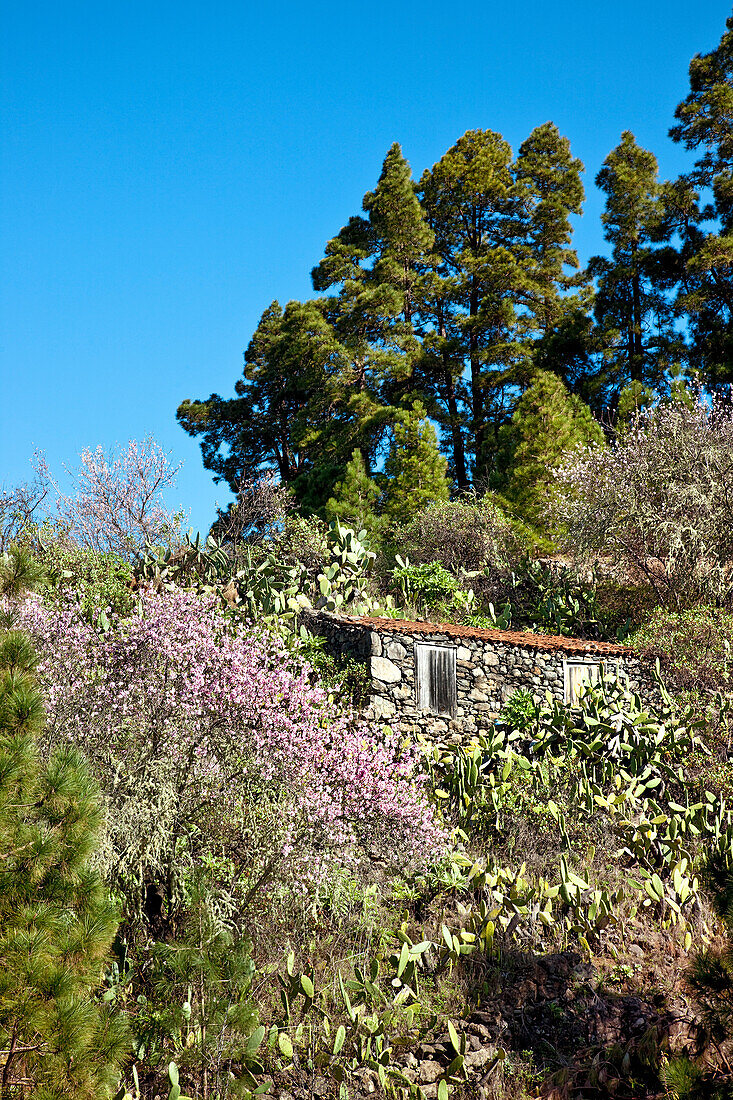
1, 1, 730, 535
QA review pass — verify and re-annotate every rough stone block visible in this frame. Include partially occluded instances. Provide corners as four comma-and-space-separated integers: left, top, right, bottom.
371, 697, 397, 719
370, 656, 401, 683
386, 641, 407, 661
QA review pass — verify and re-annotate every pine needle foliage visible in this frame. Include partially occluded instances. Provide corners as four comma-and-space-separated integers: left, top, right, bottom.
381, 402, 450, 524
146, 875, 259, 1100
0, 551, 128, 1099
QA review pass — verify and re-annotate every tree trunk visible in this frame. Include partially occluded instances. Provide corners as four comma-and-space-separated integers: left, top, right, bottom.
442, 360, 468, 490
631, 241, 643, 383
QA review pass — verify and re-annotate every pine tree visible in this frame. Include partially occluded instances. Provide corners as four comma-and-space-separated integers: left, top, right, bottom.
178, 299, 368, 511
0, 549, 128, 1098
312, 142, 434, 394
512, 122, 598, 395
418, 129, 531, 484
381, 403, 450, 525
671, 15, 733, 206
667, 14, 733, 386
588, 132, 681, 396
324, 449, 382, 533
513, 121, 589, 341
362, 142, 435, 329
499, 370, 605, 525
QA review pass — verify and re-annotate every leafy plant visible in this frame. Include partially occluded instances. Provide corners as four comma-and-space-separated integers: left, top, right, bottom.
391, 557, 458, 612
145, 874, 261, 1099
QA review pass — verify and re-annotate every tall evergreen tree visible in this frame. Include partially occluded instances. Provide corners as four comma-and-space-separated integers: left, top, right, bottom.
667, 14, 733, 385
178, 299, 377, 511
312, 142, 434, 394
513, 121, 589, 340
362, 142, 435, 329
0, 550, 128, 1098
324, 448, 382, 533
418, 129, 531, 484
512, 122, 598, 396
588, 132, 681, 396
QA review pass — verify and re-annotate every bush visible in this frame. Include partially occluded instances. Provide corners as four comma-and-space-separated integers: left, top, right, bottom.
52, 437, 184, 560
268, 513, 330, 578
553, 395, 733, 609
143, 873, 261, 1099
38, 538, 135, 626
396, 494, 517, 573
390, 559, 459, 611
630, 606, 733, 693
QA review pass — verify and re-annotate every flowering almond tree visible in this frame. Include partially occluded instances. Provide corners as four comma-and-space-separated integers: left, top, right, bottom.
552, 395, 733, 609
18, 588, 443, 917
52, 437, 184, 560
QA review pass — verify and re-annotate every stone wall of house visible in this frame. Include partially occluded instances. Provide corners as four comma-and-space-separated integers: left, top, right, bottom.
301, 609, 657, 741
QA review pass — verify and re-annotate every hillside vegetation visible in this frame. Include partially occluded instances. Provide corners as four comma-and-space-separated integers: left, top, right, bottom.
5, 12, 733, 1100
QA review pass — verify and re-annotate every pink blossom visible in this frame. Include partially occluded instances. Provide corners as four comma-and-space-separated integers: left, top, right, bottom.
17, 588, 444, 888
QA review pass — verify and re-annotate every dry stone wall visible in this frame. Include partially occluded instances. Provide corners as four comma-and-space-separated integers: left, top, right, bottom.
301, 610, 657, 741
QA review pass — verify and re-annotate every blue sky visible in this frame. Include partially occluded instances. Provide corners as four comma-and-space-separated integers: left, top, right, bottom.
1, 1, 730, 535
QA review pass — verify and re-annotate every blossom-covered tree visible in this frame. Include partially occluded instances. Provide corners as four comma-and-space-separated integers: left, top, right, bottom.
18, 588, 443, 920
0, 452, 49, 551
52, 437, 184, 559
552, 395, 733, 609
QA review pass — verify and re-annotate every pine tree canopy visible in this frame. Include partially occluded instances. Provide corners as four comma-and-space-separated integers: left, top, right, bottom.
178, 14, 733, 520
667, 15, 733, 384
381, 402, 450, 525
499, 369, 605, 524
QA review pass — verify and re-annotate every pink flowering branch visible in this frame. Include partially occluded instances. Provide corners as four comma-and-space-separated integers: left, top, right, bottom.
17, 588, 444, 905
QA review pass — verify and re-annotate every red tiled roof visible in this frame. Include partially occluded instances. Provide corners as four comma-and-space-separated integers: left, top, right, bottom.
354, 615, 633, 656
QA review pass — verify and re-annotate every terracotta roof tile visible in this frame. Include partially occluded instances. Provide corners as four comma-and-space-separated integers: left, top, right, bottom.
350, 615, 633, 656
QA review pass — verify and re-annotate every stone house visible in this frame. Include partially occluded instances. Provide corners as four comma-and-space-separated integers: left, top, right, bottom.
302, 610, 655, 739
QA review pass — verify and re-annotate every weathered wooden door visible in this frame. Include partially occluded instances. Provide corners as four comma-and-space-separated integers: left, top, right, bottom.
563, 661, 600, 704
415, 643, 456, 717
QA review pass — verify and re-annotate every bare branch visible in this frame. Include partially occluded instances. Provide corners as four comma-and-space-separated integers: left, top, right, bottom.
51, 438, 185, 560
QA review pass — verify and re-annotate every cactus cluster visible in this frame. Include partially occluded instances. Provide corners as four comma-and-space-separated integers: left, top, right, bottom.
137, 521, 388, 635
261, 943, 502, 1100
425, 670, 733, 957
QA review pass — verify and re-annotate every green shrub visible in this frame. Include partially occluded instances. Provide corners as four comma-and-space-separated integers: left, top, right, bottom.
391, 558, 458, 612
297, 631, 371, 705
396, 494, 517, 573
39, 539, 135, 625
630, 606, 733, 693
501, 688, 537, 730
